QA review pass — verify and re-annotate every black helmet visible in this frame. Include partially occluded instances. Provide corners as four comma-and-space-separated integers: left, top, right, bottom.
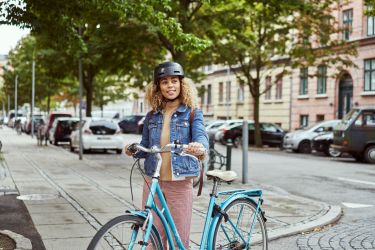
153, 61, 184, 85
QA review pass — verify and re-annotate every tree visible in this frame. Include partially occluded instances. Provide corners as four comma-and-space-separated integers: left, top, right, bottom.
365, 0, 375, 16
1, 0, 211, 116
208, 0, 357, 147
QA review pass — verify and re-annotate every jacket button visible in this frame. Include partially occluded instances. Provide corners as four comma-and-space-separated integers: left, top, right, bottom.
176, 173, 179, 176
174, 114, 177, 117
173, 157, 176, 160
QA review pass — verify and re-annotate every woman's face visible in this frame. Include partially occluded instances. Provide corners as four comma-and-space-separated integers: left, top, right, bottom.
159, 76, 181, 101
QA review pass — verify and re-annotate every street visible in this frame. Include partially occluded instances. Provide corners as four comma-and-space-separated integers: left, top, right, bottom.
1, 130, 374, 249
66, 134, 375, 249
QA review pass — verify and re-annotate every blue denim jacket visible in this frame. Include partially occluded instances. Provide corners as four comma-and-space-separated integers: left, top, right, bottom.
135, 105, 209, 177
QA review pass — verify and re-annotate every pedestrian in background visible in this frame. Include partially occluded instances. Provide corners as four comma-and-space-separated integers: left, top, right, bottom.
124, 61, 209, 248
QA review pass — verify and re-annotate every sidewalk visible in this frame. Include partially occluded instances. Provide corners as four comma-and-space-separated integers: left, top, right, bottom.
0, 127, 342, 249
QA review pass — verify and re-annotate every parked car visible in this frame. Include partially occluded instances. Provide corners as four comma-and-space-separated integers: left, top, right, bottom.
205, 120, 226, 141
25, 114, 44, 134
312, 131, 342, 157
221, 121, 285, 148
48, 117, 80, 145
70, 118, 123, 154
332, 107, 375, 163
118, 115, 145, 134
283, 120, 341, 153
43, 112, 72, 141
208, 119, 243, 143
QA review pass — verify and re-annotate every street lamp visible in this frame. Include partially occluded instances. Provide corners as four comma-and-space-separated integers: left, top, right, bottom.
31, 57, 35, 138
14, 75, 18, 127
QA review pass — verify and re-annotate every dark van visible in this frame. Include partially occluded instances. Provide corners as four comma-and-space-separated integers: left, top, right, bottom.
332, 107, 375, 163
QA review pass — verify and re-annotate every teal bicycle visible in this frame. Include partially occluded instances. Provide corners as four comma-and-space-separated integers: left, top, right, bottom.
87, 143, 268, 250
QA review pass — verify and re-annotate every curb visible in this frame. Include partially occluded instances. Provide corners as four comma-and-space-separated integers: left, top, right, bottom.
0, 230, 32, 250
267, 205, 342, 241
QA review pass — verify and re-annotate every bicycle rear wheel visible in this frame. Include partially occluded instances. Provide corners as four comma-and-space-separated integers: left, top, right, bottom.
87, 214, 163, 250
212, 198, 268, 250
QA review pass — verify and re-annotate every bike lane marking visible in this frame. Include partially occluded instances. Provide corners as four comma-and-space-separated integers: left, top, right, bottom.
337, 177, 375, 186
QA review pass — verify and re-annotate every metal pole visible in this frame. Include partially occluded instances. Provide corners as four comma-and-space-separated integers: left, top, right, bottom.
78, 27, 83, 160
31, 60, 35, 138
226, 139, 232, 171
242, 120, 249, 184
7, 95, 10, 116
15, 75, 18, 128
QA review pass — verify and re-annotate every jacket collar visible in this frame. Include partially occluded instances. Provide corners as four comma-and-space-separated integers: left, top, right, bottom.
154, 104, 188, 114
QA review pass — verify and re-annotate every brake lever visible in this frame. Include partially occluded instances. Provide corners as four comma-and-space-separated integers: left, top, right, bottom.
176, 151, 199, 161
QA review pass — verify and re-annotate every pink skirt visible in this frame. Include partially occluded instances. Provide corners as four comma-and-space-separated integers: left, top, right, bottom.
142, 177, 193, 249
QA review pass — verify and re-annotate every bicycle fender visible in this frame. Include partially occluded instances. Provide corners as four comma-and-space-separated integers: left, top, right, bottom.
207, 194, 262, 245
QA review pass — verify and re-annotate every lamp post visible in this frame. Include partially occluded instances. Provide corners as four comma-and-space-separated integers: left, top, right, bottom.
31, 58, 35, 138
14, 75, 18, 127
78, 27, 84, 160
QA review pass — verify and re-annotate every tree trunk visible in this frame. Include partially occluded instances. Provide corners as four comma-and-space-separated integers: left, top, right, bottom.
83, 64, 96, 117
47, 82, 51, 114
253, 79, 262, 148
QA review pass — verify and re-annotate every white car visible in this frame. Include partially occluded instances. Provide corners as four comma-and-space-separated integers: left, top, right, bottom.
283, 120, 341, 153
70, 118, 124, 154
213, 120, 245, 144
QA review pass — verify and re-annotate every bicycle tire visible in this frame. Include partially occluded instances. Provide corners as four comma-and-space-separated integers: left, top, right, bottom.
212, 198, 268, 250
87, 214, 163, 250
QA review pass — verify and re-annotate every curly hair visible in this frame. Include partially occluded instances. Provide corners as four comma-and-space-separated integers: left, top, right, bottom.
145, 78, 198, 111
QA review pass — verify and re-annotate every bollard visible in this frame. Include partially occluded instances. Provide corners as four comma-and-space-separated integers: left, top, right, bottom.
226, 139, 232, 171
209, 135, 215, 170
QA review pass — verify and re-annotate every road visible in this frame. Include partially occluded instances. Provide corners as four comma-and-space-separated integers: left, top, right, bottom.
63, 133, 375, 249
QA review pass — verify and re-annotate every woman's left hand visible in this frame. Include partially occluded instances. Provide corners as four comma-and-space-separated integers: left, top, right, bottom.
185, 142, 205, 156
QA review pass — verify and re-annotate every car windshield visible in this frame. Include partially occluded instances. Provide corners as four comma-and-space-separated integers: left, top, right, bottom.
89, 120, 117, 135
342, 109, 360, 125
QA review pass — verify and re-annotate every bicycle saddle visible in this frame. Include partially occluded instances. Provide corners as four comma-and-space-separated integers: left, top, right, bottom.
206, 170, 237, 182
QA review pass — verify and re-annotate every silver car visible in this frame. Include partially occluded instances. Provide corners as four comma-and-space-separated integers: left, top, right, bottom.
283, 120, 341, 153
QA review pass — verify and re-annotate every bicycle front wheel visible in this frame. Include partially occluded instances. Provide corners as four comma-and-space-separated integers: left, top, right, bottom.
212, 198, 268, 250
87, 214, 163, 250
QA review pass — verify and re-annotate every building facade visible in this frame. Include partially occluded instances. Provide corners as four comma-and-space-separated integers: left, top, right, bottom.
199, 0, 375, 132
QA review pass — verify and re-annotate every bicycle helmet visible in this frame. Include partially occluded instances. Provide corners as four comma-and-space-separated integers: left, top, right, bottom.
153, 61, 184, 86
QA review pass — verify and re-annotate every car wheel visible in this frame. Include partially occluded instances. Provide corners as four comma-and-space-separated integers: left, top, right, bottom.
116, 149, 122, 154
69, 141, 74, 152
233, 136, 242, 148
364, 145, 375, 163
328, 147, 342, 157
54, 139, 58, 146
298, 141, 311, 154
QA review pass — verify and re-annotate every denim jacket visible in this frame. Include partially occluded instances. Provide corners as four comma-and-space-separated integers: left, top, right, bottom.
135, 105, 209, 177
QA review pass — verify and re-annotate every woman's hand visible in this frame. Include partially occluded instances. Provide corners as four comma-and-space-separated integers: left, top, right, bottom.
123, 144, 134, 156
185, 142, 205, 157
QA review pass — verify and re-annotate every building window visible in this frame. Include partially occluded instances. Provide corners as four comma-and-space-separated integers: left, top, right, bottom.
226, 81, 231, 102
316, 114, 325, 122
299, 68, 308, 95
200, 91, 205, 105
320, 16, 331, 46
237, 83, 244, 102
342, 9, 353, 41
219, 82, 224, 103
275, 77, 282, 99
265, 76, 272, 100
368, 5, 375, 36
207, 84, 212, 105
300, 115, 309, 128
317, 65, 327, 94
364, 59, 375, 91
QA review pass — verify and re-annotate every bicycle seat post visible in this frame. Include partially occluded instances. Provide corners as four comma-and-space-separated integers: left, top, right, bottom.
210, 178, 219, 197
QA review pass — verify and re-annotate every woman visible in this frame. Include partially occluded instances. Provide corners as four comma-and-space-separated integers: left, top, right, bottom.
124, 61, 209, 248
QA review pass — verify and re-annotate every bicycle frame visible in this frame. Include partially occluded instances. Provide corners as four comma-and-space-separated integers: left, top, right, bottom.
127, 177, 264, 250
125, 143, 265, 250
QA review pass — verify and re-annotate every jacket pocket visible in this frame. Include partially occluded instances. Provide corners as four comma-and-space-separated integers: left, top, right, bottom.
176, 120, 190, 144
